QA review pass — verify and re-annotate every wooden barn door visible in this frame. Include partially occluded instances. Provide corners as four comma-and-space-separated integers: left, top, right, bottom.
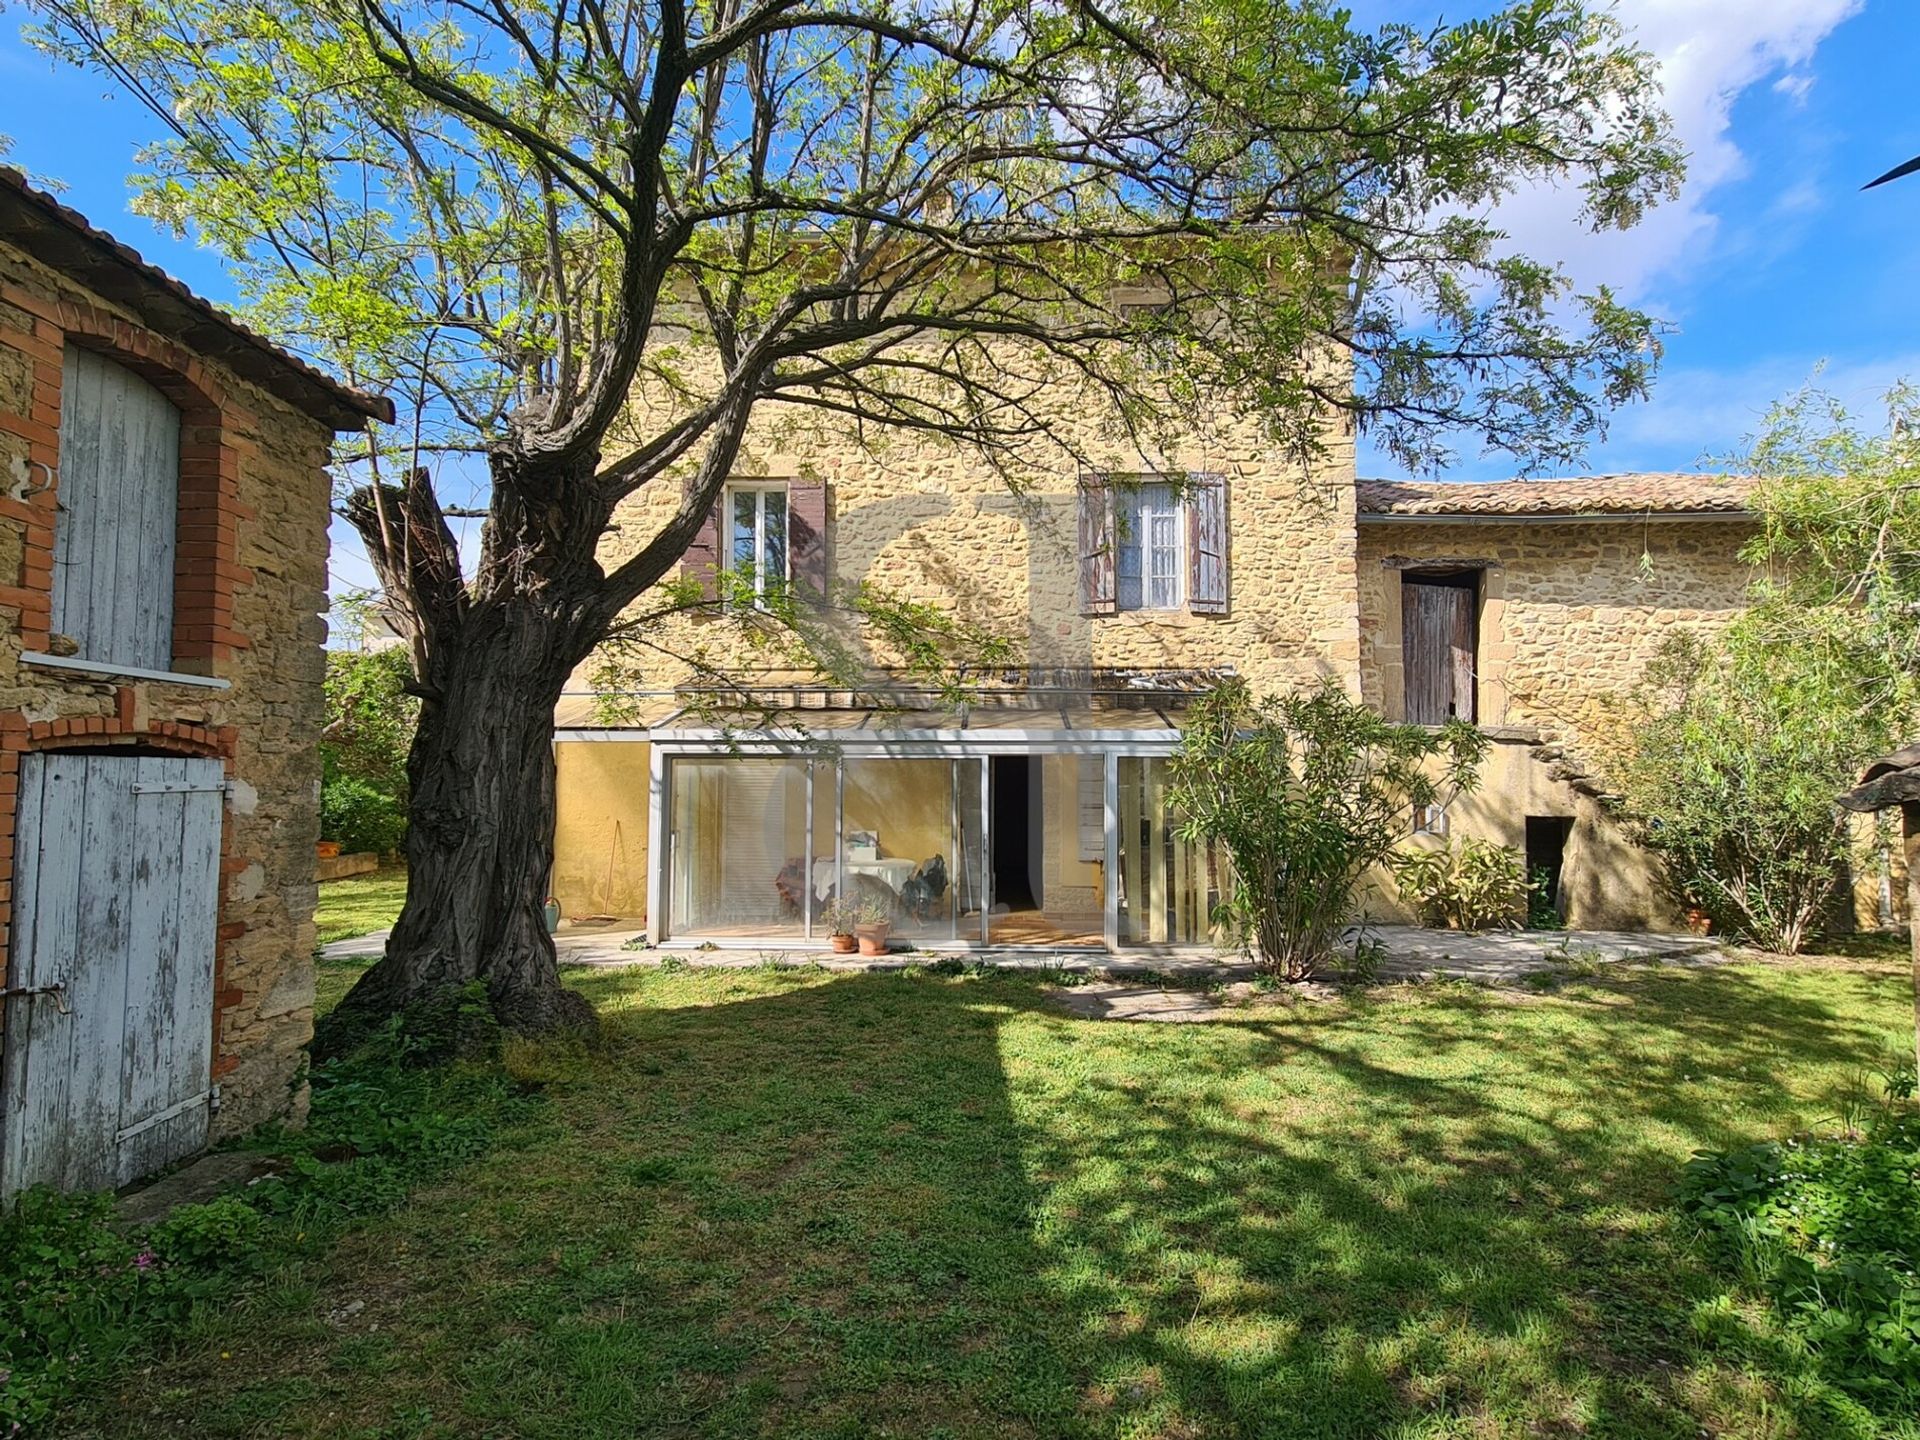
2, 753, 223, 1197
1402, 572, 1480, 724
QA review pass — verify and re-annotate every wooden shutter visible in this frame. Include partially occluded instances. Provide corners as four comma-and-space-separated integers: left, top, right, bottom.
1401, 573, 1479, 724
1078, 475, 1116, 616
2, 753, 222, 1196
1077, 756, 1105, 862
683, 495, 723, 603
788, 479, 828, 597
52, 346, 181, 670
1186, 472, 1228, 615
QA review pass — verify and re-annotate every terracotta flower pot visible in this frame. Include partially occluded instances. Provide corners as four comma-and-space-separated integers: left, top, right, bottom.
828, 933, 857, 954
855, 922, 891, 956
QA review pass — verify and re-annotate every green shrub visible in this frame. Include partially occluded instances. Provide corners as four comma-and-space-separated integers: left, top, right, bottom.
1682, 1109, 1920, 1408
0, 1190, 154, 1430
1388, 837, 1525, 931
320, 774, 407, 856
1609, 625, 1893, 955
1168, 679, 1487, 980
322, 640, 419, 797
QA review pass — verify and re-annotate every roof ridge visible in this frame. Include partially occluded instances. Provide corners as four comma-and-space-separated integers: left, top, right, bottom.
0, 167, 393, 430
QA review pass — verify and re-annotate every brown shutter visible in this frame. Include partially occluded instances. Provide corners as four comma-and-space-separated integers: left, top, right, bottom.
1187, 472, 1228, 615
1447, 579, 1478, 723
1078, 474, 1116, 616
684, 495, 723, 603
788, 478, 828, 597
1402, 573, 1479, 723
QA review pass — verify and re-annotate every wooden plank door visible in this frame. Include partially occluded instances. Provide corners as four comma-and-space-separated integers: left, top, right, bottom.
2, 753, 223, 1197
1402, 574, 1479, 724
52, 345, 182, 671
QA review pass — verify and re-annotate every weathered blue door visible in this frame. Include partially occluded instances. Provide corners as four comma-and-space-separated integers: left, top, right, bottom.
2, 753, 223, 1196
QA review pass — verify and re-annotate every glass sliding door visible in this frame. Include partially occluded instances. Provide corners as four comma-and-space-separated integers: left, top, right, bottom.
839, 758, 962, 943
1116, 756, 1226, 945
667, 757, 812, 938
954, 758, 984, 941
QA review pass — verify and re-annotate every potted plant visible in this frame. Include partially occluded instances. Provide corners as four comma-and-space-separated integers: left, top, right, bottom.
853, 896, 893, 956
820, 898, 859, 954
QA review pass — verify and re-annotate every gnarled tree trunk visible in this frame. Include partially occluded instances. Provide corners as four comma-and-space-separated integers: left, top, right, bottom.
325, 457, 614, 1050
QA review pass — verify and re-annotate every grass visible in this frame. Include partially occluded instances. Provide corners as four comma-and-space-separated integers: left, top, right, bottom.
67, 947, 1920, 1439
315, 865, 408, 949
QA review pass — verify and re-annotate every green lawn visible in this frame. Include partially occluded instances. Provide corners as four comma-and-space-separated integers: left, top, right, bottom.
314, 866, 408, 949
76, 950, 1918, 1439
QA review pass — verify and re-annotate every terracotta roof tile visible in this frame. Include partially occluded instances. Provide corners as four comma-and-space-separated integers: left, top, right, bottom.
1356, 473, 1754, 518
0, 168, 393, 430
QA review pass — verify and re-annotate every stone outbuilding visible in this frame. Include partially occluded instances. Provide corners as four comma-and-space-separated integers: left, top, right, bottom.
0, 170, 391, 1197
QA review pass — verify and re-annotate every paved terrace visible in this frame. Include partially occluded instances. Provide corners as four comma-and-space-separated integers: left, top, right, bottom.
324, 924, 1715, 987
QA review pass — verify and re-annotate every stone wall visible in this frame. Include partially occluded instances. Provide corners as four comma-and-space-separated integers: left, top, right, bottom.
1357, 519, 1754, 742
584, 356, 1362, 713
1353, 518, 1756, 930
0, 237, 335, 1139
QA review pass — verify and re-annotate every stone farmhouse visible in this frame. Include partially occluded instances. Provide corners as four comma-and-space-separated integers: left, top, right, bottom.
0, 172, 390, 1198
549, 373, 1767, 951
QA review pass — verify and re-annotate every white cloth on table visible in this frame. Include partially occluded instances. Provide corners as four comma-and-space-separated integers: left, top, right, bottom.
813, 857, 917, 901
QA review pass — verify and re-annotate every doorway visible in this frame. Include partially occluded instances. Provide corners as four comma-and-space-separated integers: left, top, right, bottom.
989, 755, 1037, 910
1402, 570, 1480, 723
2, 752, 224, 1197
1525, 815, 1574, 926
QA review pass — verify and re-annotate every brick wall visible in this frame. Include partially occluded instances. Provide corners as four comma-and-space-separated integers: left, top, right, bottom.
0, 237, 335, 1136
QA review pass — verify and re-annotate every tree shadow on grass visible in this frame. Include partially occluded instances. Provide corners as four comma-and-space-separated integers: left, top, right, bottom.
77, 958, 1912, 1439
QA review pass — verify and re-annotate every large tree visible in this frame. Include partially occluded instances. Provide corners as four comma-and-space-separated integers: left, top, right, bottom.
31, 0, 1681, 1035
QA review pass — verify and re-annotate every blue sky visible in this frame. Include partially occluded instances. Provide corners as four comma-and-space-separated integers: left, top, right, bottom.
2, 0, 1917, 503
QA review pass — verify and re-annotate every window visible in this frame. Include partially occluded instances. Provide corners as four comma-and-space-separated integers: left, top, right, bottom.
727, 482, 788, 602
1115, 482, 1184, 611
1412, 803, 1449, 836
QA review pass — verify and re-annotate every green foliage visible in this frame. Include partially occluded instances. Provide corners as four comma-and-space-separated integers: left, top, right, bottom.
321, 642, 418, 799
30, 0, 1683, 481
1168, 679, 1487, 980
319, 773, 407, 856
1739, 384, 1920, 721
818, 895, 890, 936
1611, 625, 1893, 955
1683, 1107, 1920, 1411
1389, 837, 1526, 931
1526, 866, 1566, 929
591, 572, 1018, 729
318, 638, 415, 857
0, 1004, 536, 1430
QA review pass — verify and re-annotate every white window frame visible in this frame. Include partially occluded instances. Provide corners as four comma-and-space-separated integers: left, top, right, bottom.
725, 481, 790, 605
1115, 482, 1185, 612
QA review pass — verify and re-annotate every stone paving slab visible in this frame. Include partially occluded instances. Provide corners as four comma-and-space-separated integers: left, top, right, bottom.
324, 923, 1714, 986
113, 1151, 283, 1229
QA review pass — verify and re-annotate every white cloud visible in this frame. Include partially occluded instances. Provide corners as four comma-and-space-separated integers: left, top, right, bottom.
1481, 0, 1862, 307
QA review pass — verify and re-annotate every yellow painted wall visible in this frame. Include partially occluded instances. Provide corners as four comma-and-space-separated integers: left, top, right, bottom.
841, 759, 957, 871
551, 742, 651, 922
